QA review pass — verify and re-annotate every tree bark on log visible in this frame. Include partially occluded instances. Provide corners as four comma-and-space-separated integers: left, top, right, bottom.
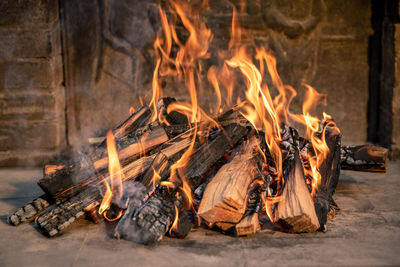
314, 122, 341, 232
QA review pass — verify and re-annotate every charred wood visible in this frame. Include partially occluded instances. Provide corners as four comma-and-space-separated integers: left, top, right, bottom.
7, 194, 52, 226
340, 145, 388, 172
314, 122, 341, 232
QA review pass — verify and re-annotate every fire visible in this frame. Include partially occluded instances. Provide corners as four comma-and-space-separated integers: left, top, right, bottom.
96, 1, 339, 226
98, 130, 124, 220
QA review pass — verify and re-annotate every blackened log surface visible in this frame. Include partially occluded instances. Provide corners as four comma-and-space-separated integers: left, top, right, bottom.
7, 194, 52, 226
157, 97, 188, 125
115, 186, 183, 245
314, 125, 341, 232
38, 156, 98, 203
37, 186, 100, 237
112, 105, 151, 138
169, 210, 192, 239
340, 145, 388, 172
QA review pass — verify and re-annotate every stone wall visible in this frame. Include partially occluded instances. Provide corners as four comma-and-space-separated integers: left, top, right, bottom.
0, 0, 375, 165
393, 24, 400, 159
0, 0, 65, 166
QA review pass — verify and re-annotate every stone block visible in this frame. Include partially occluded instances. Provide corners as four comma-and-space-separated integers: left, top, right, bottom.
0, 27, 58, 60
0, 60, 57, 90
0, 0, 58, 26
312, 40, 369, 143
0, 93, 56, 121
0, 120, 59, 151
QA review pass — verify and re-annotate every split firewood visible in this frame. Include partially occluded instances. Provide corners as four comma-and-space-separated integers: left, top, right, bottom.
313, 121, 341, 232
340, 145, 388, 172
235, 213, 261, 236
7, 195, 52, 226
115, 123, 249, 244
198, 137, 261, 227
272, 126, 320, 233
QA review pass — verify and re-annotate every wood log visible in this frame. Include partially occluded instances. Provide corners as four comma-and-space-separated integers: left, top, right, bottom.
115, 123, 249, 244
113, 105, 151, 138
7, 194, 52, 226
340, 145, 388, 172
235, 213, 261, 236
272, 126, 320, 233
93, 127, 169, 170
36, 135, 194, 236
314, 122, 341, 231
198, 137, 260, 227
38, 126, 169, 203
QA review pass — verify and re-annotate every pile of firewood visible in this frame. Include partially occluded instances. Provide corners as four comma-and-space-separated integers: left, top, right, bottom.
8, 98, 388, 245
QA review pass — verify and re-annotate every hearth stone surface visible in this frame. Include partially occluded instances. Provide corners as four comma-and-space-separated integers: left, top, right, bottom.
0, 162, 399, 266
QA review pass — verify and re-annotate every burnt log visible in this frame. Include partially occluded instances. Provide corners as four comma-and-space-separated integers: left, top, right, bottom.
340, 145, 388, 172
7, 195, 52, 226
115, 124, 249, 244
36, 136, 195, 236
38, 126, 169, 203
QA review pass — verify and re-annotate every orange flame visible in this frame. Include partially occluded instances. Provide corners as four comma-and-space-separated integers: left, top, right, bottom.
145, 1, 340, 222
98, 130, 124, 220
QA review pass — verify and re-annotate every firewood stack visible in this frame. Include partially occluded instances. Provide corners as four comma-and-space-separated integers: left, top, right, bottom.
7, 98, 389, 245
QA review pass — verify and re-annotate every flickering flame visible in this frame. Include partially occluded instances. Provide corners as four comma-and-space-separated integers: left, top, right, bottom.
98, 130, 124, 220
129, 106, 136, 115
140, 1, 339, 225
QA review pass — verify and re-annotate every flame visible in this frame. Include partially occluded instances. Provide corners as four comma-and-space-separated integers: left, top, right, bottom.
143, 1, 340, 222
98, 130, 124, 220
169, 203, 179, 235
129, 106, 136, 115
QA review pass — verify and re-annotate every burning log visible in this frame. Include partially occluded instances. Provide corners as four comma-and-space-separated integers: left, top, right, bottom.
313, 121, 342, 232
272, 126, 320, 233
340, 145, 388, 173
198, 137, 261, 228
112, 105, 152, 139
38, 124, 169, 203
115, 123, 249, 244
35, 133, 196, 236
7, 195, 51, 226
37, 106, 153, 203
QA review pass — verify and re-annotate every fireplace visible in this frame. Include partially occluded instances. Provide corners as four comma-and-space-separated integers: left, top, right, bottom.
1, 0, 399, 167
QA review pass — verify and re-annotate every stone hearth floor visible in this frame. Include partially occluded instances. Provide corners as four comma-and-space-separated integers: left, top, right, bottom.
1, 161, 400, 266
